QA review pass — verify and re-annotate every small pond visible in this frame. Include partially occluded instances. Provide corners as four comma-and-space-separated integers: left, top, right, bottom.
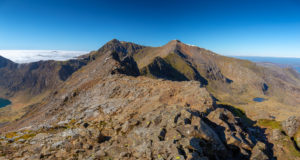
253, 97, 266, 102
0, 98, 12, 108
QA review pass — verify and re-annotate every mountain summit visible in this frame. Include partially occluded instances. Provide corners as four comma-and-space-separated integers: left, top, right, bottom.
0, 39, 300, 159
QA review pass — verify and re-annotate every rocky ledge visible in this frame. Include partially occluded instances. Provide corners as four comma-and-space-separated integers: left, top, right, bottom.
0, 76, 273, 160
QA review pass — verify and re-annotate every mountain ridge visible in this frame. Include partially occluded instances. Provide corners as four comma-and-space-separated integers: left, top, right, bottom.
0, 39, 300, 159
1, 39, 300, 121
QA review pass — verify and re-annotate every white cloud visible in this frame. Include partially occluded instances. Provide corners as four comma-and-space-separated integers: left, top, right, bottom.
0, 50, 88, 63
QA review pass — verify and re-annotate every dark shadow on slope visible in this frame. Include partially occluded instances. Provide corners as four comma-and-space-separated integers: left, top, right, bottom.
216, 104, 276, 159
190, 64, 208, 87
174, 49, 188, 59
205, 65, 233, 84
140, 55, 209, 86
185, 101, 276, 159
59, 60, 88, 81
186, 108, 250, 159
217, 104, 255, 126
140, 57, 189, 81
111, 51, 140, 76
291, 137, 300, 152
182, 60, 208, 86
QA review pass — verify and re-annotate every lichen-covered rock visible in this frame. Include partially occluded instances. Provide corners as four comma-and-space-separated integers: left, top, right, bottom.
281, 116, 300, 137
250, 142, 268, 160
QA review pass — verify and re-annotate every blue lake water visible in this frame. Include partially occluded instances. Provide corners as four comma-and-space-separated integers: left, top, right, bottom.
233, 56, 300, 73
0, 98, 11, 108
253, 97, 266, 102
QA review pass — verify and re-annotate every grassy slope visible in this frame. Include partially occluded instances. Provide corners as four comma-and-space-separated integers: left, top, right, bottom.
163, 53, 196, 80
133, 41, 300, 121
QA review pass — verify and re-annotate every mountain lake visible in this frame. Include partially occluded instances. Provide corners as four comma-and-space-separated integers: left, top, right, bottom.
0, 98, 11, 108
253, 97, 266, 102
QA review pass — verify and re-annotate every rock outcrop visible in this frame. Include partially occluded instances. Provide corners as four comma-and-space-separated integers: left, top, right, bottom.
1, 39, 300, 159
282, 116, 300, 137
0, 75, 274, 159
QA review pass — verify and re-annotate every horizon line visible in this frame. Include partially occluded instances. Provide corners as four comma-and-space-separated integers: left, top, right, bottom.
1, 49, 299, 59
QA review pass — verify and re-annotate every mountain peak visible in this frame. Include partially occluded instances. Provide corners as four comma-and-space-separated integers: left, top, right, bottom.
170, 39, 181, 43
161, 39, 183, 51
109, 38, 120, 43
167, 39, 182, 45
1, 39, 300, 160
164, 40, 200, 50
97, 39, 121, 48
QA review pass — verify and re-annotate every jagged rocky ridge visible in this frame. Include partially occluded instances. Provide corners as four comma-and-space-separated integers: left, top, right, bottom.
1, 39, 300, 121
0, 39, 300, 159
0, 71, 272, 159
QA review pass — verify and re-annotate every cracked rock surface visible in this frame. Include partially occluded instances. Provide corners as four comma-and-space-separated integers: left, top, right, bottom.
0, 75, 273, 159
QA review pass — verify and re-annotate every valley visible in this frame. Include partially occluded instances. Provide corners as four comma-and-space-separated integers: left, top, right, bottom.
1, 0, 299, 159
0, 39, 300, 159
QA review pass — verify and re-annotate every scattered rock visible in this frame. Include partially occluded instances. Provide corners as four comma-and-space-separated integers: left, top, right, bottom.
0, 75, 277, 159
282, 116, 300, 137
121, 121, 130, 133
250, 142, 268, 160
271, 129, 284, 141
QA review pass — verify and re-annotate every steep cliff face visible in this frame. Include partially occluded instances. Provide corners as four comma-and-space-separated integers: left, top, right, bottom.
0, 56, 89, 125
0, 59, 89, 97
131, 40, 300, 120
0, 39, 300, 159
0, 55, 274, 159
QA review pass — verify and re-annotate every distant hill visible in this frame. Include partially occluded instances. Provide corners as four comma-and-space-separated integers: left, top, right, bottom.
0, 56, 88, 97
233, 56, 300, 73
1, 39, 300, 159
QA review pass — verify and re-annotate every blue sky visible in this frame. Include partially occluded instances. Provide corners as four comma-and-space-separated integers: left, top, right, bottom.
0, 0, 300, 57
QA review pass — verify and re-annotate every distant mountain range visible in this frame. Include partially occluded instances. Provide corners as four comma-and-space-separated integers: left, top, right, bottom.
1, 39, 300, 159
233, 56, 300, 73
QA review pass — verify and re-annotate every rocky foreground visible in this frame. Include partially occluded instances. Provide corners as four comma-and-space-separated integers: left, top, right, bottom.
0, 39, 300, 159
1, 75, 273, 159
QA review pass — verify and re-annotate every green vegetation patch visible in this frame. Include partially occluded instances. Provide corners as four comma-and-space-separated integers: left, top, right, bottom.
164, 53, 195, 80
257, 119, 282, 130
282, 138, 300, 158
139, 53, 198, 82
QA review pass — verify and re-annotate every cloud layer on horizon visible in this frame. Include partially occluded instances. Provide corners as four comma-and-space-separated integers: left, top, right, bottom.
0, 50, 88, 63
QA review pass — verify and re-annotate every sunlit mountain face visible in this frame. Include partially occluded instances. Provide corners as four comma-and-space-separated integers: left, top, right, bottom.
0, 0, 300, 159
0, 50, 87, 63
1, 39, 300, 160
